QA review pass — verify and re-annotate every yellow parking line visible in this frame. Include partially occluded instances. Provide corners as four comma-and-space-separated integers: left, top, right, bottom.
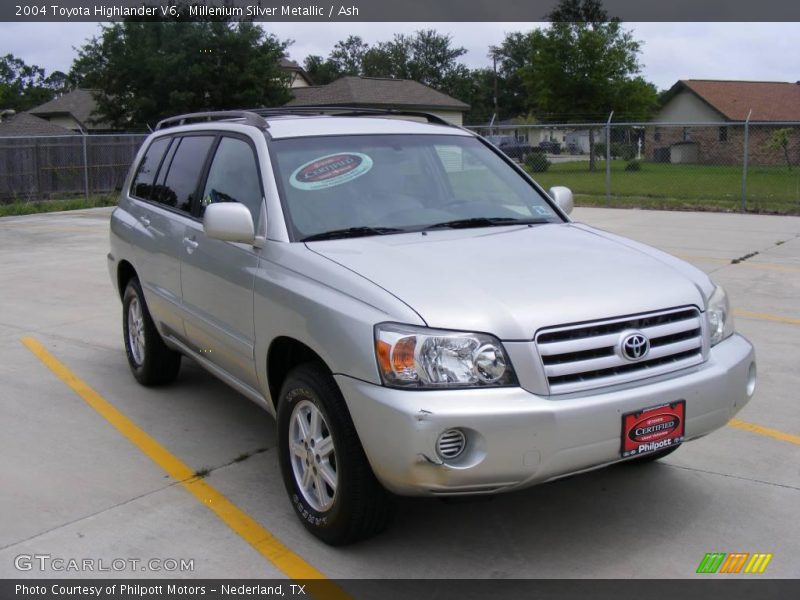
21, 336, 350, 599
733, 309, 800, 326
729, 418, 800, 446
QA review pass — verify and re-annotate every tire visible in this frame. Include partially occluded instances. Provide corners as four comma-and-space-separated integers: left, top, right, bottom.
277, 363, 394, 545
625, 444, 680, 464
122, 278, 181, 386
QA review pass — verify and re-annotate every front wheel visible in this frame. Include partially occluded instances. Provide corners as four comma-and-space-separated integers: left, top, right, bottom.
277, 363, 393, 545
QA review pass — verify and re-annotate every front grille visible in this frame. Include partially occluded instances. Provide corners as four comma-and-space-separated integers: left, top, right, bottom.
536, 307, 705, 394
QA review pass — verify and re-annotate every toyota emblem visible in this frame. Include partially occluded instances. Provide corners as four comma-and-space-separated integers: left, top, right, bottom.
621, 332, 650, 361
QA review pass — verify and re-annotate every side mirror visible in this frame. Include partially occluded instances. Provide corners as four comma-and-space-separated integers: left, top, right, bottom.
203, 203, 255, 244
549, 186, 574, 215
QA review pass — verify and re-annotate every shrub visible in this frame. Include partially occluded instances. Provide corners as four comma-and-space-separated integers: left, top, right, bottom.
624, 159, 642, 171
595, 142, 636, 160
525, 152, 551, 172
593, 142, 607, 158
619, 144, 637, 161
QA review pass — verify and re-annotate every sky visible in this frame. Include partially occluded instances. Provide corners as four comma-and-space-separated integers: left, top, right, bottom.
1, 22, 799, 91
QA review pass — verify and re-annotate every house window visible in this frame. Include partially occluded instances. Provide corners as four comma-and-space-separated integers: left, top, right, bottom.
719, 126, 728, 142
654, 127, 662, 142
683, 127, 691, 141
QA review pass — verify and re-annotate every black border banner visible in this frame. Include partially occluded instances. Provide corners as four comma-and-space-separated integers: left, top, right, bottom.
3, 0, 800, 22
3, 579, 800, 600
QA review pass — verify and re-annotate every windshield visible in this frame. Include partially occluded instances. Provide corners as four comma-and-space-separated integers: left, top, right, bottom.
269, 134, 562, 241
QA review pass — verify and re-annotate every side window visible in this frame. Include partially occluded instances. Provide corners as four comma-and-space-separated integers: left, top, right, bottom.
130, 137, 170, 200
201, 137, 263, 220
153, 136, 215, 213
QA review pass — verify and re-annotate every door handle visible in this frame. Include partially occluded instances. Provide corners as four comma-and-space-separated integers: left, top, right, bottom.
139, 215, 151, 227
183, 236, 199, 252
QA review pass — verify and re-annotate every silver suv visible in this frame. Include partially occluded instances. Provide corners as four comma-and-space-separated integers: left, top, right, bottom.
108, 109, 756, 545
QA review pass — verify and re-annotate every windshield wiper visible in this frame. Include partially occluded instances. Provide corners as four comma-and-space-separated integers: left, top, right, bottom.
423, 217, 552, 231
301, 226, 406, 242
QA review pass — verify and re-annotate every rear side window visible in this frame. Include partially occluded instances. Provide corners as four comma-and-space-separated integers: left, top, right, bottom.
152, 136, 215, 213
130, 137, 170, 199
201, 137, 262, 220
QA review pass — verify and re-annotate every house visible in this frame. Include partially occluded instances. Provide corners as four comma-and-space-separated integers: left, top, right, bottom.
472, 118, 591, 154
648, 80, 800, 165
286, 76, 470, 125
28, 88, 114, 133
279, 57, 313, 88
0, 112, 77, 136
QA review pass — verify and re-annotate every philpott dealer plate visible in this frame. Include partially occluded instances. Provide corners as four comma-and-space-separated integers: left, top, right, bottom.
621, 400, 686, 458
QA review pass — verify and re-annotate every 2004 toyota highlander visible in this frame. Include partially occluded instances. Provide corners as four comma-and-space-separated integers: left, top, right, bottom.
108, 108, 756, 545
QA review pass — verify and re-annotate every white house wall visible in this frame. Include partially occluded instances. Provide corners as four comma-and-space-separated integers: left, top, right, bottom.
427, 110, 463, 126
656, 90, 725, 123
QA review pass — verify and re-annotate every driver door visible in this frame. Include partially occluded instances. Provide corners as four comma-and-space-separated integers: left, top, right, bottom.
180, 134, 264, 389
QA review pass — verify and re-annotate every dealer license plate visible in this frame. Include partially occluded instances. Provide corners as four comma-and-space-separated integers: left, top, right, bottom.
621, 400, 686, 458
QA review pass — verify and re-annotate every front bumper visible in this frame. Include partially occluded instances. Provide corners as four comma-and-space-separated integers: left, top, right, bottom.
335, 333, 755, 496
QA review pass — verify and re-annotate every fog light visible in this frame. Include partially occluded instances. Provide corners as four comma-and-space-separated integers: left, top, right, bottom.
746, 362, 757, 397
436, 428, 466, 460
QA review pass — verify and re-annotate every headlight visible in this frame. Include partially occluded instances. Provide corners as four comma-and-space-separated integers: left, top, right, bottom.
707, 285, 734, 346
374, 323, 517, 388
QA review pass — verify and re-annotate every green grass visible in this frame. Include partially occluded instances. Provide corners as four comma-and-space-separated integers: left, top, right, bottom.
528, 160, 800, 214
0, 195, 117, 217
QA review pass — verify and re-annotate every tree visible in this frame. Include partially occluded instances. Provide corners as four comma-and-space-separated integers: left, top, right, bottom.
494, 32, 539, 119
301, 30, 480, 119
766, 128, 794, 171
0, 54, 67, 112
362, 30, 468, 95
303, 55, 339, 86
515, 0, 659, 170
448, 68, 495, 125
70, 18, 292, 130
329, 35, 369, 75
305, 30, 470, 99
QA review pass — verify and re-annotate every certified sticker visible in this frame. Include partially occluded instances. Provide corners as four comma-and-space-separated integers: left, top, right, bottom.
290, 152, 373, 190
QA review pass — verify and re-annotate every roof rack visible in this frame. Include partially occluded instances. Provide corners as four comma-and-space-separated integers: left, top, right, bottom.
155, 111, 267, 131
247, 106, 456, 128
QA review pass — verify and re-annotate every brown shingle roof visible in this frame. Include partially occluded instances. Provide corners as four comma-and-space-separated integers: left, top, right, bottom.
679, 80, 800, 122
29, 88, 112, 130
0, 113, 77, 136
286, 76, 469, 111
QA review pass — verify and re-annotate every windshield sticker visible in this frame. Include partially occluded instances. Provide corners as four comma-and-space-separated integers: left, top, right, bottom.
290, 153, 373, 190
533, 206, 552, 216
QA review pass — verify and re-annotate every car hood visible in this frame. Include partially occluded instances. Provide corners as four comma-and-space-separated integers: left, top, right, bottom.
306, 223, 712, 340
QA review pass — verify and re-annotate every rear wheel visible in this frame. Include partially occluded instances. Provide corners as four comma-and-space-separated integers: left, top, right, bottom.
277, 363, 393, 545
122, 278, 181, 386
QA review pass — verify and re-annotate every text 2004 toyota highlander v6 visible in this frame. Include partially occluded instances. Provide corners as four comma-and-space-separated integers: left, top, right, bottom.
108, 109, 756, 545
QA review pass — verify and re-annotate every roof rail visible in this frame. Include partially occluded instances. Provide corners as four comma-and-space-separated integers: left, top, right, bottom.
155, 111, 268, 131
248, 106, 457, 128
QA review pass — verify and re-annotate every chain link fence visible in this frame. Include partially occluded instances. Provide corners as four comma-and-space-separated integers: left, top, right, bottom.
0, 133, 147, 203
2, 123, 799, 215
471, 121, 800, 215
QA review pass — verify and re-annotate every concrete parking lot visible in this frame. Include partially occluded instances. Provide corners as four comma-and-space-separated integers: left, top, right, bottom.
0, 206, 798, 580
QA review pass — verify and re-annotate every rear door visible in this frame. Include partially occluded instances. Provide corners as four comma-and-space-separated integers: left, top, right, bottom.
127, 134, 214, 338
180, 134, 263, 388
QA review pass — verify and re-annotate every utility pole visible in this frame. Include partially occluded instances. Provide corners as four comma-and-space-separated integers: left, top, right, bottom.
489, 46, 499, 133
741, 109, 752, 212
